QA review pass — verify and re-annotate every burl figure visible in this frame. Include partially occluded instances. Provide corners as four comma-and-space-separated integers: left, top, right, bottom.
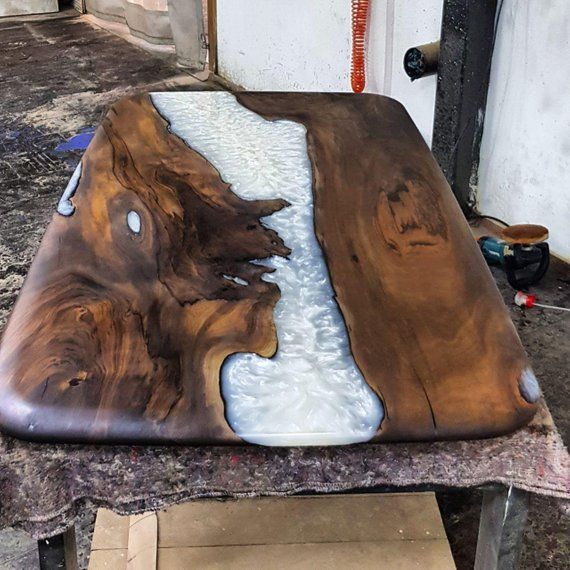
0, 93, 539, 444
0, 95, 292, 443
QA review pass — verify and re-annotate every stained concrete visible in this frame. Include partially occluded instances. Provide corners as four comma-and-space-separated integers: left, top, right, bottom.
0, 10, 568, 570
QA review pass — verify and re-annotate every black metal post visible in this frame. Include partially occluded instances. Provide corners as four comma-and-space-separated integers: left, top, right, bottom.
432, 0, 499, 214
38, 526, 78, 570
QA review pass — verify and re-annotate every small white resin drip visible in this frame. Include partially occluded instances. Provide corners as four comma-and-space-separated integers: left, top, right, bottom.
57, 162, 82, 216
151, 92, 383, 446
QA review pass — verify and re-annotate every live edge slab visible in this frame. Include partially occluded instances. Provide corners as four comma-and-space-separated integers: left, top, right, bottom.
0, 92, 539, 446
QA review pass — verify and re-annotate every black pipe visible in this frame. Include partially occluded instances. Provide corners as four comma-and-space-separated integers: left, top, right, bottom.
404, 41, 439, 81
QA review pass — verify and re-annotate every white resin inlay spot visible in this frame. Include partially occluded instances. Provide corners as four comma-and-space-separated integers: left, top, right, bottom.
57, 162, 82, 216
151, 92, 383, 446
127, 210, 141, 234
223, 274, 248, 287
519, 367, 541, 403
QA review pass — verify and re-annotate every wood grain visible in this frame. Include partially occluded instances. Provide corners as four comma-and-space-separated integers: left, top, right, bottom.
207, 0, 217, 74
0, 94, 289, 443
238, 92, 537, 441
0, 92, 538, 444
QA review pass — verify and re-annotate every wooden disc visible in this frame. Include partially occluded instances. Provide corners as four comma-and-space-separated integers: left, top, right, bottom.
501, 224, 548, 244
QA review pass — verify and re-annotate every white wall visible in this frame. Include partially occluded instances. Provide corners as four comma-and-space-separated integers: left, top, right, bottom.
478, 0, 570, 260
217, 0, 443, 145
385, 2, 443, 146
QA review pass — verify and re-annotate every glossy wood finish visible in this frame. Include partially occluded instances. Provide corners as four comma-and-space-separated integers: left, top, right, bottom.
238, 93, 537, 441
0, 92, 538, 444
0, 94, 289, 444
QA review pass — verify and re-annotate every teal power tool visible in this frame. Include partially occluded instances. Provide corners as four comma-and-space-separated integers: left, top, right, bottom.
478, 224, 550, 289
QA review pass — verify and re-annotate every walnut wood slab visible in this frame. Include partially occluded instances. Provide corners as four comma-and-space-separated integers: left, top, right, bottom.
0, 92, 538, 445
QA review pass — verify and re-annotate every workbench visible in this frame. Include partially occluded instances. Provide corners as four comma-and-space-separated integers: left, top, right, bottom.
0, 401, 566, 569
0, 93, 567, 569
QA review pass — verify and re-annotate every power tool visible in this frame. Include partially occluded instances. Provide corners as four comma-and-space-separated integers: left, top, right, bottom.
477, 224, 550, 289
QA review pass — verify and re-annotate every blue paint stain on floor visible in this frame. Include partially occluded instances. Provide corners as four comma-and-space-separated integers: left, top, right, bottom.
55, 127, 95, 152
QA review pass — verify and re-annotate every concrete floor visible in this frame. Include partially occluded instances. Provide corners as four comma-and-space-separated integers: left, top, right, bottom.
0, 10, 568, 570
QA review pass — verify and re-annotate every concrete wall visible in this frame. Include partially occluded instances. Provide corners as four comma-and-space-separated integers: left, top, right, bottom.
0, 0, 58, 18
217, 0, 443, 145
478, 0, 570, 259
86, 0, 173, 44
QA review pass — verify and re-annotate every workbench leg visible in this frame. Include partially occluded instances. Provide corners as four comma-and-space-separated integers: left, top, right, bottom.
474, 486, 530, 570
38, 525, 78, 570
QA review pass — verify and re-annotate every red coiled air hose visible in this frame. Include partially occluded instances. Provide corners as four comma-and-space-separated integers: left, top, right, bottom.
351, 0, 370, 93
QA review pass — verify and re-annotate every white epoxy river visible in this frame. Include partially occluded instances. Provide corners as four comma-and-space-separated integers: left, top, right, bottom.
151, 92, 383, 445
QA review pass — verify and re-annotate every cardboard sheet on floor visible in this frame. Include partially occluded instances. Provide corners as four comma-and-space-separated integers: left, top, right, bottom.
88, 493, 456, 570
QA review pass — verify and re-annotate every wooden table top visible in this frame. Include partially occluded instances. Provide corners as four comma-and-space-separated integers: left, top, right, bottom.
0, 92, 538, 445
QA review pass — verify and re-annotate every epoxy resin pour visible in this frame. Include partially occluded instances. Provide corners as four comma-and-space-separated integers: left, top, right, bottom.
152, 93, 383, 445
